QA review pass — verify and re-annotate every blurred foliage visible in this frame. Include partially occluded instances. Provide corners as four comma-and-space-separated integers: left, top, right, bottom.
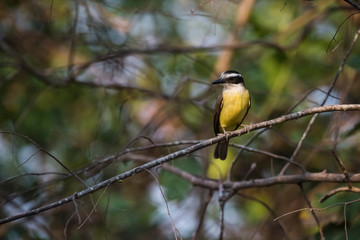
1, 0, 360, 239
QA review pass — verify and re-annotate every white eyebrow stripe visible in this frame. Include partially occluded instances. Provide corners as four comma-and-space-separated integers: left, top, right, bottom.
221, 72, 242, 79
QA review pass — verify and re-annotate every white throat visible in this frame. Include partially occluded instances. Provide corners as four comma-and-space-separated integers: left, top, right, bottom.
223, 83, 245, 92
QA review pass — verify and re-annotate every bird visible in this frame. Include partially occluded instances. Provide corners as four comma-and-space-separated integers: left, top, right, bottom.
213, 70, 251, 160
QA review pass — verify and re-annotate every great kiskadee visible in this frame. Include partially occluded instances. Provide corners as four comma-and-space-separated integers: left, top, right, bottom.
213, 70, 251, 160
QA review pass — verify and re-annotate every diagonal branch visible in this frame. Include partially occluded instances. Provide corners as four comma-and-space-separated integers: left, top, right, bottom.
0, 131, 88, 188
279, 27, 360, 175
344, 0, 360, 10
299, 183, 325, 239
1, 104, 360, 225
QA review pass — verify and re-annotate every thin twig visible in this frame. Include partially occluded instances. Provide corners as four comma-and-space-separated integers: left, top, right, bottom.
230, 143, 306, 172
72, 195, 81, 225
144, 169, 182, 240
192, 190, 213, 240
0, 131, 88, 187
344, 202, 349, 240
332, 151, 352, 189
236, 192, 290, 239
279, 27, 360, 175
1, 104, 360, 224
48, 0, 54, 22
274, 198, 360, 222
320, 186, 360, 203
64, 212, 76, 240
319, 151, 358, 203
68, 0, 79, 80
326, 12, 360, 53
299, 184, 325, 240
0, 172, 68, 185
242, 162, 256, 181
218, 182, 225, 240
77, 184, 110, 229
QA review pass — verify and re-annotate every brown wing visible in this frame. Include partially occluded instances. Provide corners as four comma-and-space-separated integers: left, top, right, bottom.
234, 95, 251, 131
213, 93, 223, 135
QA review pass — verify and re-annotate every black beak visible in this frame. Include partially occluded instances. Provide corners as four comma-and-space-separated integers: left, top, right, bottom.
212, 78, 225, 85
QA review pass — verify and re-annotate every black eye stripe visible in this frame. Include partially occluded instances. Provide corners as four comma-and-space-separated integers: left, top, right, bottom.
219, 70, 245, 84
226, 76, 244, 83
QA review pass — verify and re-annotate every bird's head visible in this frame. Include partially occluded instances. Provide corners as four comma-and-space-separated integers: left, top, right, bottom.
212, 70, 244, 85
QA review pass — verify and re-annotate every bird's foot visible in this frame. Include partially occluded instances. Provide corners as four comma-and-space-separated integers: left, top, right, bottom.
221, 127, 230, 141
241, 124, 250, 134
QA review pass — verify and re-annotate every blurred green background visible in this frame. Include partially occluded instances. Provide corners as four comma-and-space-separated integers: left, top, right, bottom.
1, 0, 360, 239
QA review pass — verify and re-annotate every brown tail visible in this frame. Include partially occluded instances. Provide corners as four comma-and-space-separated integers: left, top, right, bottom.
214, 140, 229, 160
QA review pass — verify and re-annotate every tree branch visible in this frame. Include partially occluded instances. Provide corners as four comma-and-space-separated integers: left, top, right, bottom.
1, 104, 360, 225
344, 0, 360, 10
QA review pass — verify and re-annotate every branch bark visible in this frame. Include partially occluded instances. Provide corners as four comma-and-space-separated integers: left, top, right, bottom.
1, 104, 360, 225
344, 0, 360, 10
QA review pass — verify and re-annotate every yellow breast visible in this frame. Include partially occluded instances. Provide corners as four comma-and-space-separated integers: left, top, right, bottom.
219, 85, 250, 132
